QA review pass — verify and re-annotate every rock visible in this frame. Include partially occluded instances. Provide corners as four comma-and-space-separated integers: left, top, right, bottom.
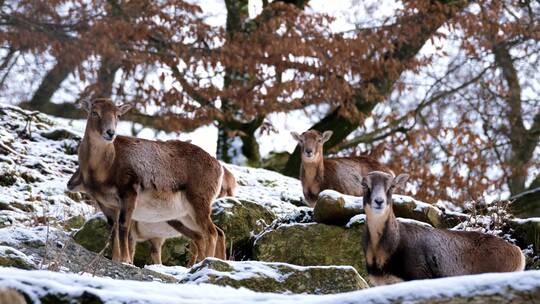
40, 128, 81, 141
212, 198, 276, 260
2, 267, 540, 304
0, 246, 36, 270
73, 214, 191, 267
134, 237, 191, 267
73, 214, 110, 254
253, 222, 367, 277
313, 190, 362, 225
262, 151, 291, 174
511, 188, 540, 218
62, 215, 86, 231
392, 195, 448, 228
312, 191, 451, 228
440, 210, 468, 228
0, 226, 176, 282
510, 218, 540, 255
0, 202, 14, 211
182, 258, 368, 294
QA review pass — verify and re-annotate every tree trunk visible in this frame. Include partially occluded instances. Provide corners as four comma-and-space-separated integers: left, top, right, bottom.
217, 115, 264, 166
492, 43, 539, 195
217, 0, 261, 166
28, 56, 80, 108
93, 56, 121, 99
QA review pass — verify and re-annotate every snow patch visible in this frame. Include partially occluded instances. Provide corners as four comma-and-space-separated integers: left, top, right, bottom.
0, 267, 539, 303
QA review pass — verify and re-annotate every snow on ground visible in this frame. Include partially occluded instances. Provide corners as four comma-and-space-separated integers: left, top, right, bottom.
0, 267, 538, 304
0, 103, 308, 226
0, 226, 49, 248
224, 164, 306, 217
144, 265, 190, 281
0, 105, 94, 228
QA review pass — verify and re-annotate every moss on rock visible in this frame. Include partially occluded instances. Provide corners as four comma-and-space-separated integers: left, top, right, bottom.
0, 171, 17, 187
0, 246, 35, 270
63, 215, 86, 231
73, 215, 111, 255
134, 237, 191, 267
253, 222, 367, 277
212, 198, 276, 260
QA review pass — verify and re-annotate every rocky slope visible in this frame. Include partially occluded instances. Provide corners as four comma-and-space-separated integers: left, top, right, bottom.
0, 103, 539, 303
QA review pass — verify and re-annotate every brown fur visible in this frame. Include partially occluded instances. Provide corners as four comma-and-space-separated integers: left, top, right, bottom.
76, 98, 225, 264
219, 166, 237, 197
69, 164, 229, 266
362, 171, 525, 286
291, 130, 390, 206
0, 288, 26, 304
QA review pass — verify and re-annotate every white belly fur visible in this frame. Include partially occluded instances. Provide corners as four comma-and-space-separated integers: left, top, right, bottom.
132, 190, 192, 223
134, 222, 181, 240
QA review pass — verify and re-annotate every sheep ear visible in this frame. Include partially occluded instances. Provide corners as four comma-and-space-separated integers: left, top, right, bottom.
79, 97, 92, 113
322, 131, 333, 143
361, 176, 369, 188
291, 132, 302, 142
117, 103, 133, 116
393, 173, 409, 189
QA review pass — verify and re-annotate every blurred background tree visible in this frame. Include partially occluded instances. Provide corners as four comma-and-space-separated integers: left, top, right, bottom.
1, 0, 539, 213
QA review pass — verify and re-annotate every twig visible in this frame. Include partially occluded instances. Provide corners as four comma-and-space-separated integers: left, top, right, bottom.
39, 210, 50, 270
0, 141, 26, 158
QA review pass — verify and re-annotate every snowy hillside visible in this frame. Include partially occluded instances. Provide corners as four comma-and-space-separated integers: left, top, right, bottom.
0, 103, 539, 303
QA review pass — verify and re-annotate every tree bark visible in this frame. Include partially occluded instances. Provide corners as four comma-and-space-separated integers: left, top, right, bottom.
217, 0, 250, 164
492, 42, 540, 195
93, 56, 121, 99
28, 55, 81, 108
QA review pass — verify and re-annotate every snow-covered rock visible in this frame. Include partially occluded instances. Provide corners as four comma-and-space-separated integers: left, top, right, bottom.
181, 258, 368, 294
1, 267, 539, 303
510, 217, 540, 268
313, 190, 363, 225
0, 226, 177, 282
312, 190, 458, 228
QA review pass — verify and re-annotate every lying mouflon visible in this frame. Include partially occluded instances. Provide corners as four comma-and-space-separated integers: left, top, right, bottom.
362, 171, 525, 286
